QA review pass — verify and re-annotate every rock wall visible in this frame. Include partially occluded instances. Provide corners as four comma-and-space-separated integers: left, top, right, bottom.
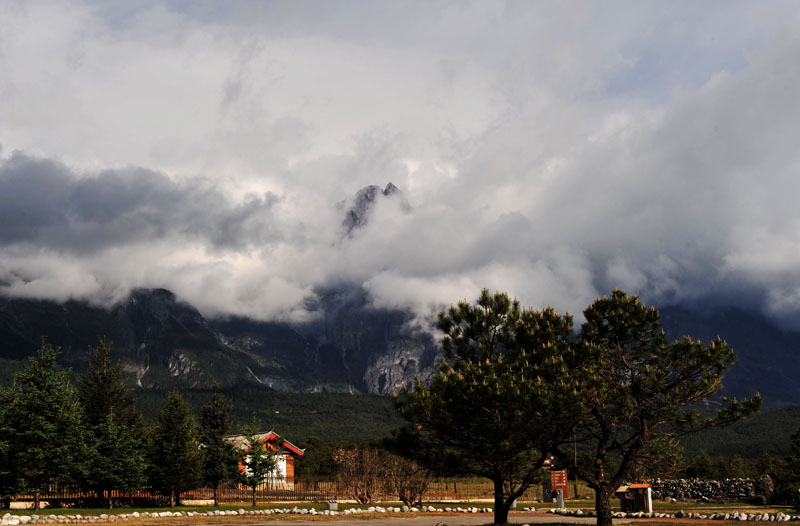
646, 478, 756, 501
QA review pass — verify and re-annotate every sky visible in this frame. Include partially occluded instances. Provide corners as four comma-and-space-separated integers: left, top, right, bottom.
2, 1, 800, 328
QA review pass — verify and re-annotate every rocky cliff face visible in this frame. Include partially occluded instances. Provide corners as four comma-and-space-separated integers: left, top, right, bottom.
0, 286, 438, 395
209, 285, 438, 394
0, 288, 260, 390
363, 337, 438, 394
2, 289, 800, 402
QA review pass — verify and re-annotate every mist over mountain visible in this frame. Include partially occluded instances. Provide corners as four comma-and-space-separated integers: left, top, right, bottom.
0, 283, 795, 406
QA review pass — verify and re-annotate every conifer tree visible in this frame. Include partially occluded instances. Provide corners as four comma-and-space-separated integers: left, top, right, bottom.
78, 337, 142, 431
0, 385, 23, 509
395, 289, 578, 524
146, 390, 202, 508
78, 338, 145, 507
239, 420, 279, 507
549, 290, 761, 526
84, 415, 145, 508
3, 342, 86, 510
199, 385, 239, 507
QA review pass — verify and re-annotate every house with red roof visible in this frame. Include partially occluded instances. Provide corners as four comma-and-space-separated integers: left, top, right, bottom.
225, 430, 305, 485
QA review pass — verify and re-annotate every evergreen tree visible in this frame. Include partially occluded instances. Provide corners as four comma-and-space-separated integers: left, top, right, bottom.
0, 385, 23, 509
146, 390, 202, 507
395, 290, 579, 524
549, 290, 761, 526
78, 338, 145, 507
3, 342, 86, 510
199, 386, 239, 507
78, 337, 141, 431
84, 415, 145, 508
239, 420, 279, 507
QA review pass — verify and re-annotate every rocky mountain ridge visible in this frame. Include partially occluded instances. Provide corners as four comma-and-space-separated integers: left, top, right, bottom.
0, 286, 438, 395
1, 287, 799, 404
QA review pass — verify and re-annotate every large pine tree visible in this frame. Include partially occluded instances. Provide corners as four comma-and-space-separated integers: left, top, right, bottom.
78, 338, 145, 508
199, 386, 239, 507
0, 385, 23, 509
395, 290, 578, 524
3, 342, 86, 510
146, 390, 202, 507
550, 290, 761, 526
239, 420, 279, 507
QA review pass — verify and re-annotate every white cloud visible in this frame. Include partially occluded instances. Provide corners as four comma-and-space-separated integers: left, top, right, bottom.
2, 1, 800, 325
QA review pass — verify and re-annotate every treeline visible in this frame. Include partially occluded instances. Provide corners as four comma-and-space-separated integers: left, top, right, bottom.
0, 339, 434, 512
0, 339, 264, 510
132, 387, 404, 443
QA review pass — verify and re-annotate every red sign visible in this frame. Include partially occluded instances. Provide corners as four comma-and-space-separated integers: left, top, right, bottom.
550, 469, 569, 499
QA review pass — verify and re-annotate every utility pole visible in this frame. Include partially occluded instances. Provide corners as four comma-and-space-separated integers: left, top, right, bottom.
573, 431, 579, 499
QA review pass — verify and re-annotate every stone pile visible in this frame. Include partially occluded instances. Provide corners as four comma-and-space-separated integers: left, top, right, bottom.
1, 505, 491, 525
646, 478, 756, 501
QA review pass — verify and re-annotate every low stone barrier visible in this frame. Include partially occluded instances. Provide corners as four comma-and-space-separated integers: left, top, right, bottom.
646, 478, 756, 502
0, 505, 493, 525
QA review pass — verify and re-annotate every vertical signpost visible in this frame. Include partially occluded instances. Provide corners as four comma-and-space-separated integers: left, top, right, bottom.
550, 469, 570, 500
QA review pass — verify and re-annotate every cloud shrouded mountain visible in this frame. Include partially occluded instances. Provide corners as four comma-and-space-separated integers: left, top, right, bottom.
2, 1, 800, 332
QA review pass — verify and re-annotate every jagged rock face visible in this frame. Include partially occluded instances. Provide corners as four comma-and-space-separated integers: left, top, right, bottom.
0, 288, 258, 390
363, 337, 438, 394
4, 283, 798, 402
341, 182, 410, 236
0, 284, 440, 394
209, 285, 439, 395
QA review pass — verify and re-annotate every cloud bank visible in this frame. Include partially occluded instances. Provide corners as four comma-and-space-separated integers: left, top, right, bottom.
2, 1, 800, 327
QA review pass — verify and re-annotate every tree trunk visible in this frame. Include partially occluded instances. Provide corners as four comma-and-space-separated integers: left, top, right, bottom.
213, 484, 219, 507
493, 476, 510, 525
33, 489, 40, 511
169, 490, 176, 508
3, 496, 11, 510
107, 490, 113, 509
252, 486, 257, 507
594, 486, 613, 526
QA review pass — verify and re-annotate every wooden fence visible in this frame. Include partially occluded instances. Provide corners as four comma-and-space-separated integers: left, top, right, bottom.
9, 477, 594, 507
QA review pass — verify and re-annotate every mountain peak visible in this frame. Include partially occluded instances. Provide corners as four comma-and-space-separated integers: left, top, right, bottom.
341, 182, 409, 236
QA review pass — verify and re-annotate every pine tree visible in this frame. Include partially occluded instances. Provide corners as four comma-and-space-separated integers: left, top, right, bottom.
78, 337, 141, 431
78, 338, 145, 508
199, 385, 239, 507
549, 290, 761, 526
0, 385, 23, 509
239, 420, 279, 507
3, 342, 86, 510
146, 390, 202, 508
84, 415, 145, 508
395, 290, 578, 524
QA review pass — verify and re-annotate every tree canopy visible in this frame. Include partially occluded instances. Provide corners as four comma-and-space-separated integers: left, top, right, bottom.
396, 289, 760, 526
395, 289, 579, 524
0, 342, 86, 510
549, 290, 761, 526
199, 385, 239, 507
239, 420, 280, 507
78, 338, 145, 508
145, 390, 202, 508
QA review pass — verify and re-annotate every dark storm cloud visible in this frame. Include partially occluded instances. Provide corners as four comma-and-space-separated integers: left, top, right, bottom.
0, 152, 283, 253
